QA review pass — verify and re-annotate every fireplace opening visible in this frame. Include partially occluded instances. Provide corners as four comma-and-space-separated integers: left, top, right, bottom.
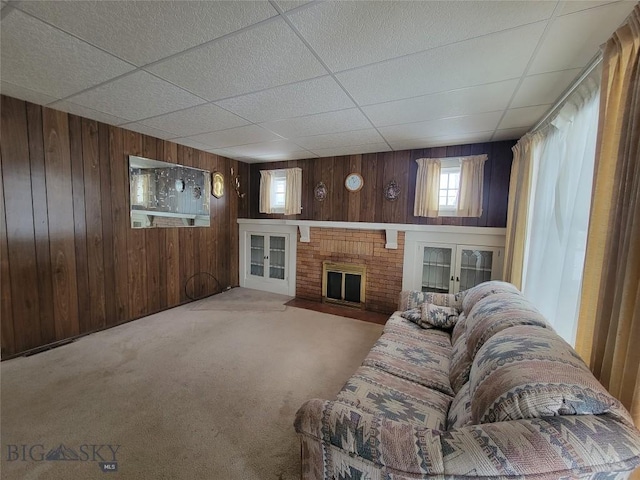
322, 262, 366, 309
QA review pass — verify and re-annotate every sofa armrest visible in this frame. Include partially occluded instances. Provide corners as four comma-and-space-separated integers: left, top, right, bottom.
294, 398, 445, 475
441, 414, 640, 477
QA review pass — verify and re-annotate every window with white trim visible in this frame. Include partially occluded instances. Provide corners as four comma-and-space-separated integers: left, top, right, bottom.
438, 158, 460, 216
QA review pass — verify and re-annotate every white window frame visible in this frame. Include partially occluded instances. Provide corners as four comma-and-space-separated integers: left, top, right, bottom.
438, 158, 460, 217
270, 171, 287, 213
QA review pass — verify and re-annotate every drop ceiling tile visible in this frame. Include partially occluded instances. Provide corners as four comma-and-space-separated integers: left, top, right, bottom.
275, 1, 314, 12
363, 80, 519, 127
1, 80, 59, 106
121, 122, 176, 140
557, 0, 625, 16
205, 148, 251, 162
529, 2, 636, 74
184, 125, 283, 149
498, 105, 550, 130
17, 1, 277, 66
140, 104, 249, 138
511, 69, 583, 108
309, 142, 391, 158
336, 23, 546, 106
173, 137, 216, 152
294, 128, 385, 150
67, 71, 205, 122
288, 1, 554, 72
1, 9, 135, 99
388, 132, 494, 151
216, 76, 355, 123
253, 151, 318, 162
222, 140, 310, 158
147, 18, 326, 101
378, 112, 503, 143
260, 108, 371, 138
492, 127, 530, 142
49, 100, 129, 126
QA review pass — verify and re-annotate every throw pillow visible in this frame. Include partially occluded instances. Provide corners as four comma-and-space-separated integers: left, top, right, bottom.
400, 308, 422, 324
421, 303, 458, 329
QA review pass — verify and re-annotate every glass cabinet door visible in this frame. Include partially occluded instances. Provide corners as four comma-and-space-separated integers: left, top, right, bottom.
421, 246, 454, 293
268, 235, 286, 280
250, 235, 265, 277
458, 248, 494, 291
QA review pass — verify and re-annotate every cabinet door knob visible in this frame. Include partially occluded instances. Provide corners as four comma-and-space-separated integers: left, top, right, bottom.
456, 276, 460, 282
450, 276, 454, 281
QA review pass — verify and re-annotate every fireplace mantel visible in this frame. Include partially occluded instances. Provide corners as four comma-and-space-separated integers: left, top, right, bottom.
237, 219, 506, 250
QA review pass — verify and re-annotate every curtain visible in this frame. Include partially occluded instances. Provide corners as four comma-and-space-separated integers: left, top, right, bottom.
284, 167, 302, 215
575, 5, 640, 435
457, 154, 487, 217
414, 158, 440, 217
503, 133, 541, 289
259, 170, 273, 214
522, 76, 600, 346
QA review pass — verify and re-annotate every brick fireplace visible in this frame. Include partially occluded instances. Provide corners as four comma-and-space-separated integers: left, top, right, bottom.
296, 228, 405, 314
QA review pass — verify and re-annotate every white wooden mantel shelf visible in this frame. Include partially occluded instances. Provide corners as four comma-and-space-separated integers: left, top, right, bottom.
237, 219, 506, 250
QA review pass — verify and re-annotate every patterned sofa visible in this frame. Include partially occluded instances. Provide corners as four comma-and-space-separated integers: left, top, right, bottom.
294, 281, 640, 479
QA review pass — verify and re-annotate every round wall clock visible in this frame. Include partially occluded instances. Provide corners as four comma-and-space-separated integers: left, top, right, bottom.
345, 173, 364, 192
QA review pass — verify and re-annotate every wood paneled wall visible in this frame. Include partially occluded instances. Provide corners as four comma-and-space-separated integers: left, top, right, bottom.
0, 96, 249, 357
249, 141, 514, 227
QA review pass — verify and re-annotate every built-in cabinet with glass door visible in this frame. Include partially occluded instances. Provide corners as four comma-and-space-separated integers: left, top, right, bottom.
248, 233, 287, 282
418, 243, 502, 294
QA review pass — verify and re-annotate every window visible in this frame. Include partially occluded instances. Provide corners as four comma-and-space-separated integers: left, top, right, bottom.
439, 167, 460, 212
259, 167, 302, 215
270, 171, 287, 212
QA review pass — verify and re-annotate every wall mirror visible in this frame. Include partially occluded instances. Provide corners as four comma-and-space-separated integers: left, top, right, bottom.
129, 155, 210, 228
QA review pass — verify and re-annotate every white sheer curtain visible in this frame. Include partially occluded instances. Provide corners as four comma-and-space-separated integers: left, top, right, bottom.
457, 154, 488, 217
259, 167, 302, 215
284, 167, 302, 215
259, 170, 274, 214
414, 158, 441, 217
522, 76, 600, 345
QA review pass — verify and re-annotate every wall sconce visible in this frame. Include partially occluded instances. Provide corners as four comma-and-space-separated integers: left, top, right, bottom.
230, 167, 245, 198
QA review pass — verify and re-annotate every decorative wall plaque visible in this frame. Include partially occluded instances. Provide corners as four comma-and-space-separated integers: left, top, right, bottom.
212, 171, 224, 198
384, 180, 401, 201
314, 182, 328, 201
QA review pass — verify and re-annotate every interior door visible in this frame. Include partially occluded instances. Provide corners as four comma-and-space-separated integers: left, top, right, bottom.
454, 246, 500, 292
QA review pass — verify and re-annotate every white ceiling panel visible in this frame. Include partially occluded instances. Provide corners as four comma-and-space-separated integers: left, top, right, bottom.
221, 140, 311, 159
16, 1, 277, 66
147, 18, 326, 101
1, 80, 58, 106
492, 127, 530, 142
173, 137, 219, 152
379, 112, 503, 143
388, 132, 494, 151
288, 1, 555, 72
511, 69, 583, 108
121, 122, 176, 140
184, 125, 283, 149
528, 2, 635, 74
0, 9, 135, 99
216, 76, 355, 123
140, 104, 250, 138
336, 23, 546, 106
274, 1, 315, 13
363, 80, 519, 127
498, 105, 551, 130
309, 142, 392, 158
294, 128, 386, 150
49, 100, 129, 126
66, 71, 205, 122
260, 108, 371, 138
556, 0, 625, 16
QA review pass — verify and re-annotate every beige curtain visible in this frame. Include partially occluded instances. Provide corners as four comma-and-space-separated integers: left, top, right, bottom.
457, 154, 487, 217
502, 133, 540, 289
259, 170, 273, 214
284, 167, 302, 215
575, 4, 640, 440
414, 158, 441, 217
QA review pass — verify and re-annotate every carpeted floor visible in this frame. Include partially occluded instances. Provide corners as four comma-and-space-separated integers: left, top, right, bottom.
1, 288, 384, 480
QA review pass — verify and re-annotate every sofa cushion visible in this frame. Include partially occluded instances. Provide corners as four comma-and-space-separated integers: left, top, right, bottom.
461, 280, 521, 315
398, 290, 464, 311
384, 313, 435, 341
338, 366, 451, 430
465, 293, 550, 358
421, 303, 459, 329
449, 333, 473, 394
362, 331, 453, 396
447, 381, 472, 429
400, 308, 423, 324
470, 325, 630, 424
450, 312, 467, 346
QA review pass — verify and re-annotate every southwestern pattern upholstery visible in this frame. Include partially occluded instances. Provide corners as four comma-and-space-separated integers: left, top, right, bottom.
295, 281, 640, 479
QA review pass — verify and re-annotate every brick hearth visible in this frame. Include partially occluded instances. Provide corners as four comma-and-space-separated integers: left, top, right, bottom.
296, 228, 405, 314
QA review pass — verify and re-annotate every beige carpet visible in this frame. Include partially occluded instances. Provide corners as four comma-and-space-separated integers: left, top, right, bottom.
1, 288, 384, 480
